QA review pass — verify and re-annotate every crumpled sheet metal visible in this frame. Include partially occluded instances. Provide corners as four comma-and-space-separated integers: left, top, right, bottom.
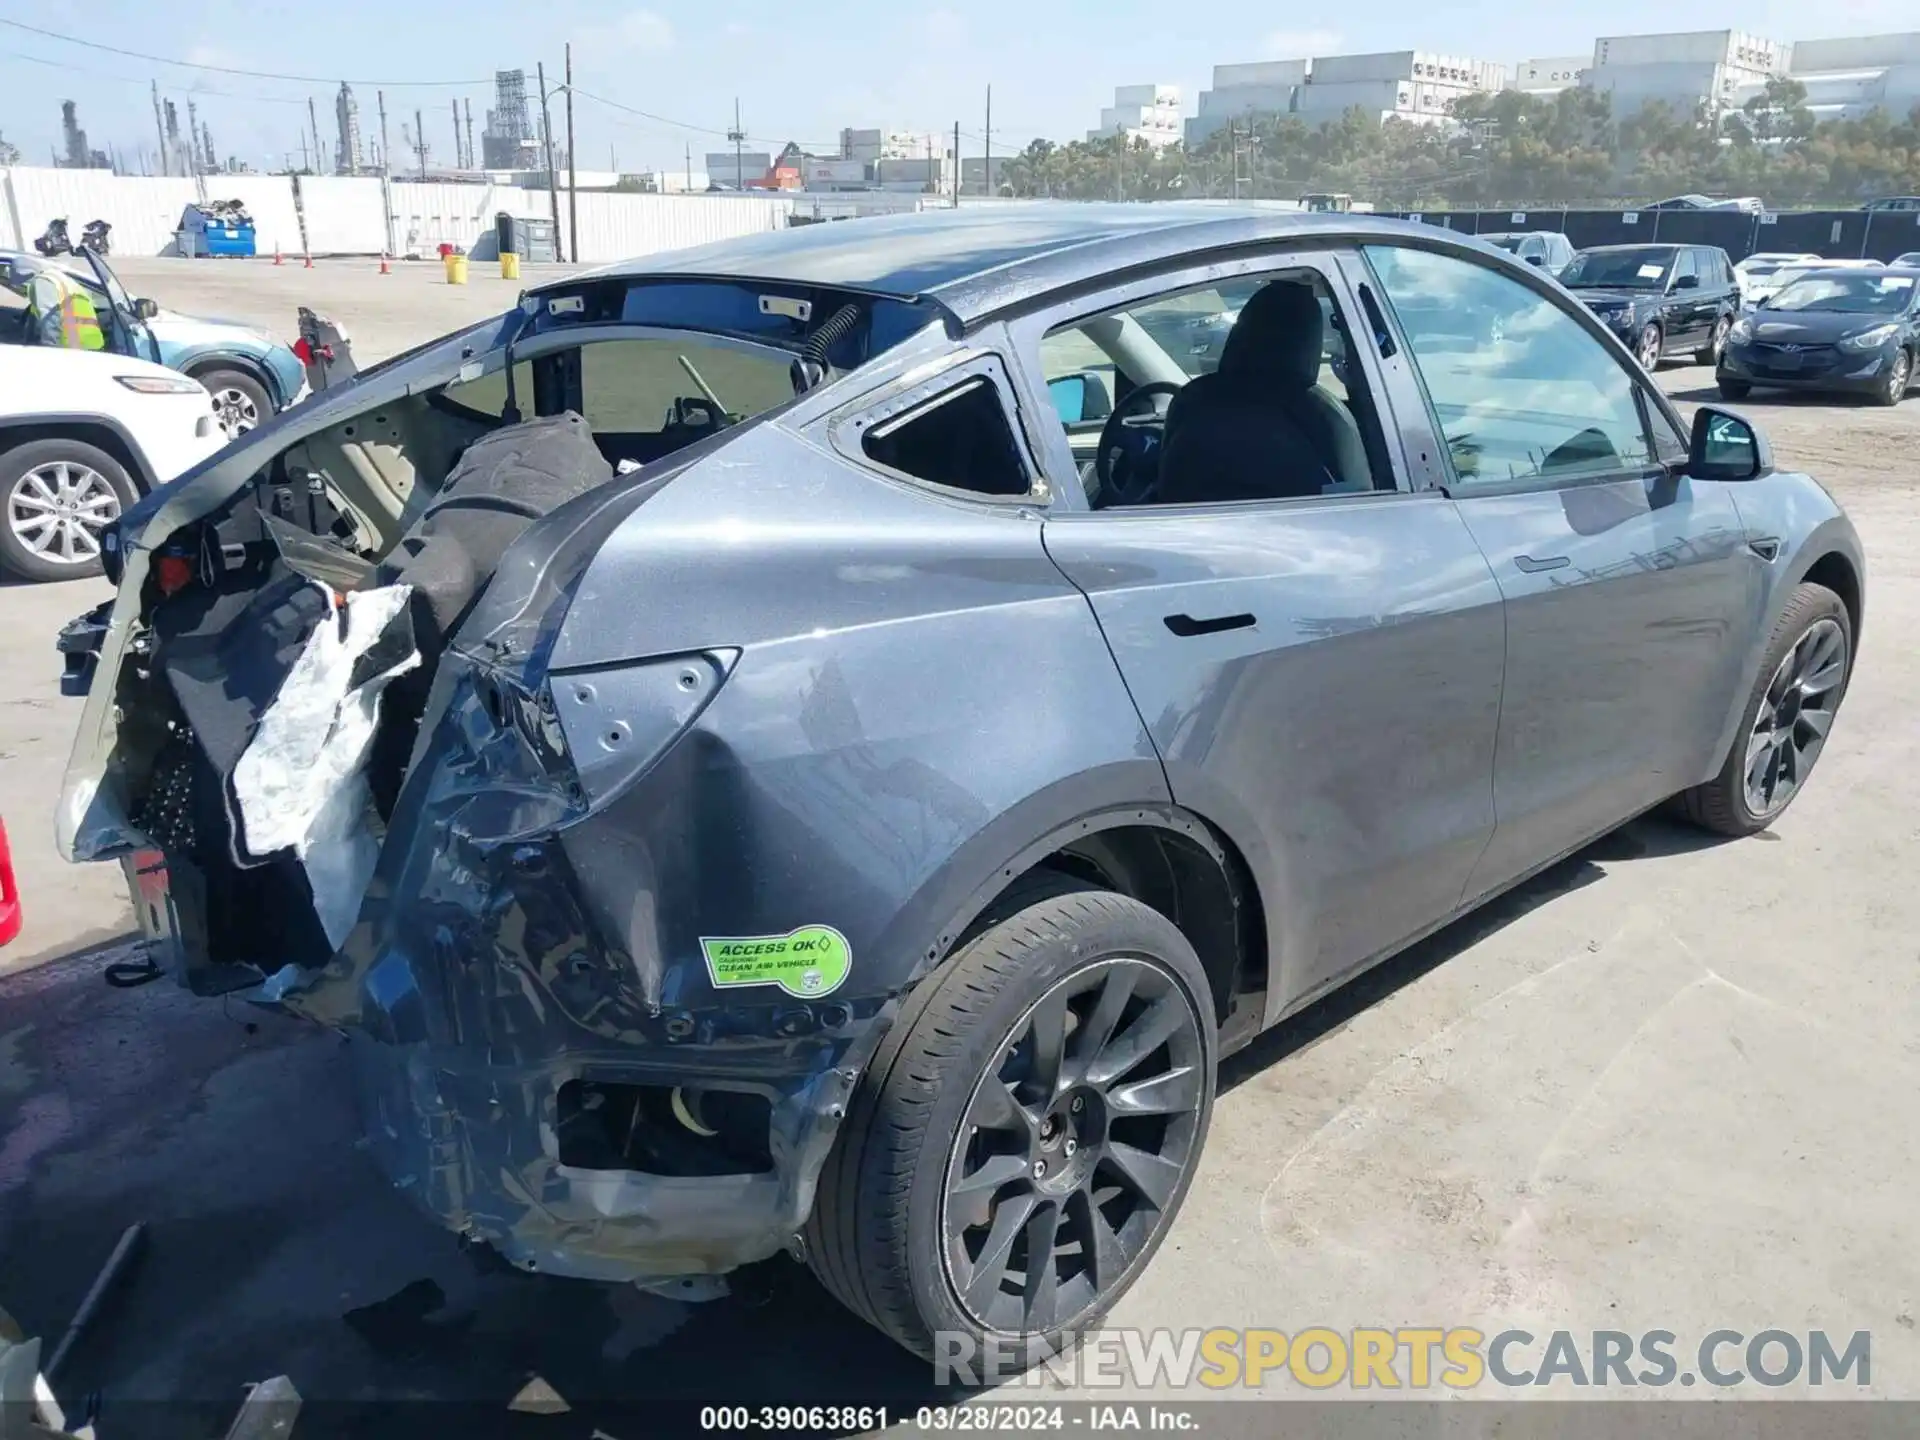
231, 583, 419, 949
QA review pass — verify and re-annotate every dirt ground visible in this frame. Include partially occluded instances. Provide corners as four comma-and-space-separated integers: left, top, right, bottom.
1, 258, 1917, 1430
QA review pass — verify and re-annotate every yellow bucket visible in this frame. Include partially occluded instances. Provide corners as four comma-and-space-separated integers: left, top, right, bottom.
444, 253, 469, 285
501, 252, 522, 281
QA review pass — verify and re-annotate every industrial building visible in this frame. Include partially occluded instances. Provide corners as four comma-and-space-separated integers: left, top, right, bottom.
1088, 85, 1183, 146
482, 71, 540, 172
1510, 57, 1590, 97
1769, 31, 1920, 124
1187, 50, 1506, 143
1581, 30, 1788, 119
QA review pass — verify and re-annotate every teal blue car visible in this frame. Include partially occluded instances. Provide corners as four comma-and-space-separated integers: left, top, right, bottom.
0, 248, 305, 437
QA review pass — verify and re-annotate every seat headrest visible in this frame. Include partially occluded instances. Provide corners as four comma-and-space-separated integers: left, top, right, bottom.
1217, 281, 1324, 391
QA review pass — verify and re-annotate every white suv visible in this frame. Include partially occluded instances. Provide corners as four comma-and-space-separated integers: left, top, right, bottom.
0, 347, 226, 582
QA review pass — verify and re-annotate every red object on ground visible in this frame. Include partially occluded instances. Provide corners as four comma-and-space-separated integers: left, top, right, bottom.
0, 818, 22, 947
437, 242, 454, 259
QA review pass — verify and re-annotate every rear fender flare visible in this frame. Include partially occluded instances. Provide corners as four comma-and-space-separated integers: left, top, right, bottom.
181, 351, 284, 409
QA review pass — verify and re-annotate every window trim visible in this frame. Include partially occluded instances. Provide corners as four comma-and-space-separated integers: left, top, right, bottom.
1356, 239, 1690, 501
828, 349, 1045, 506
1003, 245, 1416, 514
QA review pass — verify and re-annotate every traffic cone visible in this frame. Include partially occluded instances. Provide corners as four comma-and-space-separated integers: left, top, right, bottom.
303, 251, 313, 269
273, 245, 282, 266
379, 254, 391, 275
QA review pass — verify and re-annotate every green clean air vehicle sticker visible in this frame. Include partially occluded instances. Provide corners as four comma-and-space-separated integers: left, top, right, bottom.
700, 926, 852, 999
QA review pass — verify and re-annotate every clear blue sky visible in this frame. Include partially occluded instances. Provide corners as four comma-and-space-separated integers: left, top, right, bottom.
0, 0, 1911, 174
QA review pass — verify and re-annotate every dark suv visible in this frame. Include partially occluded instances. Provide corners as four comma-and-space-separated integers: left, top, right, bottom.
1559, 243, 1742, 369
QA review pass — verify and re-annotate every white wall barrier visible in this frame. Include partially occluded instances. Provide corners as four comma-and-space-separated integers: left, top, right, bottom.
4, 168, 799, 263
292, 176, 390, 257
3, 168, 202, 257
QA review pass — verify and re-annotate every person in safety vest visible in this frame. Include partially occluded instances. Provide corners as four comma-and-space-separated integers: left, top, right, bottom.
17, 261, 107, 350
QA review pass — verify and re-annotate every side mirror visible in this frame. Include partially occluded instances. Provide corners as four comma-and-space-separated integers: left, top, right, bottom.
1047, 372, 1111, 426
1689, 405, 1771, 480
1672, 273, 1700, 291
132, 297, 159, 320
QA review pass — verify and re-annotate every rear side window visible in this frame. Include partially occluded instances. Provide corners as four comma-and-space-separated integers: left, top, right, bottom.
860, 377, 1031, 497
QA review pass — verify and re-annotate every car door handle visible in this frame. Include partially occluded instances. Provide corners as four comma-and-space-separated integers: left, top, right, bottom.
1164, 612, 1257, 637
1513, 554, 1570, 573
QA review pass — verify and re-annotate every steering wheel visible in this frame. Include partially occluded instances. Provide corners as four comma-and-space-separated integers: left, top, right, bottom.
1094, 381, 1183, 507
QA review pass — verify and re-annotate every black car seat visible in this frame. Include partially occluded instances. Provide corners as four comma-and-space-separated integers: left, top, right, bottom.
1156, 281, 1371, 505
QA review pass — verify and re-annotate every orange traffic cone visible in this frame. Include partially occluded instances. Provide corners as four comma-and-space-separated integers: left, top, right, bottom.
303, 252, 313, 269
272, 245, 282, 266
379, 254, 391, 275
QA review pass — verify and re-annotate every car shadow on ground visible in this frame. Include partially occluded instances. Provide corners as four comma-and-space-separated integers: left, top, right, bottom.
1664, 381, 1880, 408
0, 813, 1729, 1438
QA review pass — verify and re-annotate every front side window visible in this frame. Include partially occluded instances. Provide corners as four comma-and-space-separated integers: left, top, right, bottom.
1365, 244, 1656, 490
1036, 269, 1388, 508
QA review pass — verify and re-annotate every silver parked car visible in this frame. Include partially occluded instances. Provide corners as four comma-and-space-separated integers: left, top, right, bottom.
57, 207, 1863, 1370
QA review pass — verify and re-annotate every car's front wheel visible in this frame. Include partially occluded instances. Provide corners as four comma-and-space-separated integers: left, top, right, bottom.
198, 367, 272, 437
806, 878, 1216, 1372
0, 437, 137, 583
1696, 315, 1731, 365
1636, 323, 1664, 371
1677, 582, 1851, 837
1872, 347, 1911, 408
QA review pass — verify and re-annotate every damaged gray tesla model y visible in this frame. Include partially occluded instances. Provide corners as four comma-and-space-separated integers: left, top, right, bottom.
55, 206, 1863, 1367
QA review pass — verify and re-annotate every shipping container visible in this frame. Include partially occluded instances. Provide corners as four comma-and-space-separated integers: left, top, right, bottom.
1308, 51, 1418, 85
1790, 32, 1920, 73
1213, 60, 1310, 88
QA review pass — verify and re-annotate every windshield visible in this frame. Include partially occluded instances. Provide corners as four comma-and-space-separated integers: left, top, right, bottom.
1764, 272, 1916, 314
1560, 249, 1675, 289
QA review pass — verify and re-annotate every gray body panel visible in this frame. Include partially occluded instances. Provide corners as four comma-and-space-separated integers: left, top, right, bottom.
1452, 474, 1757, 897
1039, 493, 1505, 1013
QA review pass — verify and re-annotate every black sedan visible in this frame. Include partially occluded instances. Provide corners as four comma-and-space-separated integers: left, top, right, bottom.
1718, 267, 1918, 406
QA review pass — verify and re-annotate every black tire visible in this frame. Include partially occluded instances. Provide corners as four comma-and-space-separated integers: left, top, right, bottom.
0, 437, 137, 583
1872, 347, 1911, 408
197, 367, 272, 437
1636, 323, 1663, 371
1717, 377, 1752, 400
806, 879, 1217, 1373
1696, 315, 1731, 365
1677, 582, 1851, 837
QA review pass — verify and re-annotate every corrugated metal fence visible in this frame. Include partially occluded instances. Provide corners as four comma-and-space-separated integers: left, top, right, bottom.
2, 168, 793, 263
1390, 205, 1920, 263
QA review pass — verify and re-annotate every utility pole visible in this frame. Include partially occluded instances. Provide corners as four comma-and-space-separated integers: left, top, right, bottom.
685, 142, 692, 193
300, 133, 310, 173
984, 85, 991, 198
1228, 118, 1238, 200
451, 99, 462, 168
378, 90, 390, 177
187, 98, 200, 175
464, 99, 476, 172
565, 42, 578, 263
151, 81, 169, 176
727, 98, 745, 190
413, 107, 427, 179
309, 97, 324, 176
952, 121, 960, 206
537, 62, 561, 259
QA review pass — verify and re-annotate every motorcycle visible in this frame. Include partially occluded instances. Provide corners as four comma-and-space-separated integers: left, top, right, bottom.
33, 218, 73, 257
80, 220, 111, 256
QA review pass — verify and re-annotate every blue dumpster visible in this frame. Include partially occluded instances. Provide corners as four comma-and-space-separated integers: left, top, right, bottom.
175, 201, 257, 258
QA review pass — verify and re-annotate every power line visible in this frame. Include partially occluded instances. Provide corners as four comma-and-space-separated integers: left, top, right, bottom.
1, 48, 314, 105
0, 17, 486, 86
568, 86, 833, 149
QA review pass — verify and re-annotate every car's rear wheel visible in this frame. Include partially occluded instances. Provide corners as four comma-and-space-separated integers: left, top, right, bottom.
198, 368, 270, 437
1696, 315, 1731, 365
1637, 323, 1664, 371
0, 437, 137, 583
1677, 582, 1851, 837
1716, 377, 1752, 400
1873, 348, 1911, 407
806, 878, 1216, 1372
